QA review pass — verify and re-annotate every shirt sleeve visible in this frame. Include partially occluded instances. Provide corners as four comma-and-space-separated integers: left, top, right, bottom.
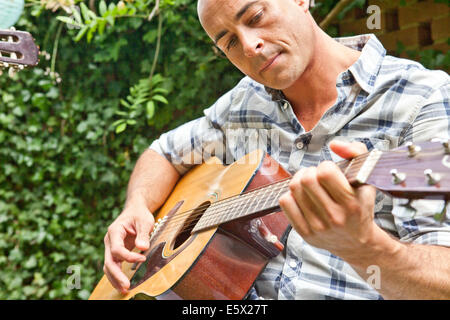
393, 79, 450, 247
149, 86, 236, 175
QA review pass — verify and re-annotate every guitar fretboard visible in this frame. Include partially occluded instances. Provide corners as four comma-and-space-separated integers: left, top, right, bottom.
191, 150, 378, 233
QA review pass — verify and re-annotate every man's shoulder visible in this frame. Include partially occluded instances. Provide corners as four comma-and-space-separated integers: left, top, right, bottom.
379, 55, 449, 88
209, 76, 274, 111
204, 76, 275, 123
233, 76, 273, 99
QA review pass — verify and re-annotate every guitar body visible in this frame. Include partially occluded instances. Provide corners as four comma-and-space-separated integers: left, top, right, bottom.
90, 150, 291, 300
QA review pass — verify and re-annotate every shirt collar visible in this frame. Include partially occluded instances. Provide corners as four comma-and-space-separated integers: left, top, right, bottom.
264, 34, 386, 99
340, 34, 386, 94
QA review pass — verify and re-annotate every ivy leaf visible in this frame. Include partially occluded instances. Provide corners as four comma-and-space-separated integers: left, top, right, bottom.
146, 100, 155, 119
74, 26, 89, 42
72, 8, 83, 24
115, 122, 127, 133
24, 256, 37, 269
56, 16, 83, 28
99, 0, 107, 16
152, 94, 168, 104
80, 3, 92, 23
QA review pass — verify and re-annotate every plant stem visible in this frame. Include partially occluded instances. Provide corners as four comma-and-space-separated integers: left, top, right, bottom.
149, 12, 162, 85
319, 0, 354, 30
51, 22, 63, 75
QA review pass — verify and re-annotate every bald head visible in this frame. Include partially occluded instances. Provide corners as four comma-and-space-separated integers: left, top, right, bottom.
195, 0, 317, 90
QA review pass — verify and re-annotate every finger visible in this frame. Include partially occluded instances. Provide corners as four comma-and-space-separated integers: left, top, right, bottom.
104, 236, 130, 294
354, 184, 377, 216
329, 140, 368, 159
279, 191, 312, 237
135, 214, 154, 251
108, 226, 147, 263
316, 161, 356, 205
291, 167, 332, 228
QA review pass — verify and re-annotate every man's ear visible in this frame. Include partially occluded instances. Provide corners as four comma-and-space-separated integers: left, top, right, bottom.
294, 0, 310, 12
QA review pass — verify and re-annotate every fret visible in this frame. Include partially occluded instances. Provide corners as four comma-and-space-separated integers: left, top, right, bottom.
254, 184, 271, 213
215, 194, 241, 225
192, 179, 292, 233
270, 180, 288, 208
337, 153, 373, 182
253, 186, 272, 213
238, 191, 256, 220
225, 194, 245, 222
257, 182, 277, 211
195, 195, 233, 231
342, 158, 354, 176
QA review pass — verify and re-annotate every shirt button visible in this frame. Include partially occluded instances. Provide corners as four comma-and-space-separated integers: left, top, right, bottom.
282, 102, 289, 110
296, 141, 304, 150
289, 260, 297, 268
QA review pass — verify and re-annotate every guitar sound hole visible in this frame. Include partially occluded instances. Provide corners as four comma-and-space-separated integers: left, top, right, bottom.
172, 201, 211, 250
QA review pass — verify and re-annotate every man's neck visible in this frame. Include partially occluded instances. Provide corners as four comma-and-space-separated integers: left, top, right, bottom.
282, 29, 362, 132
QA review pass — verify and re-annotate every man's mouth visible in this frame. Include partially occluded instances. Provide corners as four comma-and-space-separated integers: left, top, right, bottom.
260, 53, 281, 73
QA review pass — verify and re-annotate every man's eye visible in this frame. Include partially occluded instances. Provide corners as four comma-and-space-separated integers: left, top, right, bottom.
226, 36, 238, 50
249, 11, 263, 25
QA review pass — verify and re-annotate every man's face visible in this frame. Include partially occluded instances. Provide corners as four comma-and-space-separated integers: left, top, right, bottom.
198, 0, 315, 90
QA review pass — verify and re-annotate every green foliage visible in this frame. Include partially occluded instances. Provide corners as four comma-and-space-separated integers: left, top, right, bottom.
113, 74, 170, 133
1, 0, 448, 300
1, 0, 241, 299
396, 41, 450, 71
56, 1, 138, 43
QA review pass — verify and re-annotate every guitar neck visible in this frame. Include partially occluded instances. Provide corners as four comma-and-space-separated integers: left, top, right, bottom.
192, 140, 450, 233
192, 151, 376, 233
0, 29, 39, 69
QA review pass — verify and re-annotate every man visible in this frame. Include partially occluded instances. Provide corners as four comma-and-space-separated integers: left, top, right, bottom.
103, 0, 450, 299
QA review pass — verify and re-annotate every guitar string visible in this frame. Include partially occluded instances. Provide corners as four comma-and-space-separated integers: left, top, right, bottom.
152, 182, 290, 239
148, 154, 361, 229
147, 147, 449, 239
149, 150, 448, 238
150, 154, 448, 239
151, 146, 447, 230
152, 177, 291, 228
152, 170, 448, 241
159, 179, 289, 230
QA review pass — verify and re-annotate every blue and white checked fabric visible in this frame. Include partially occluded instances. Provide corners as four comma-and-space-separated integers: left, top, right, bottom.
149, 34, 450, 299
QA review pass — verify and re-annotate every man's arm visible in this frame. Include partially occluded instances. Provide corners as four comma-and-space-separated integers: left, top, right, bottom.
103, 148, 180, 294
279, 140, 450, 299
349, 231, 450, 299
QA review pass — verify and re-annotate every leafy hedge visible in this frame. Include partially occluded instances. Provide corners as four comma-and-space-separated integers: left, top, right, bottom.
0, 0, 447, 299
0, 0, 242, 299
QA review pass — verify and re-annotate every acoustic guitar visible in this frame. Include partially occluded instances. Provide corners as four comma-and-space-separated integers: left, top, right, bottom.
0, 28, 39, 72
90, 140, 450, 300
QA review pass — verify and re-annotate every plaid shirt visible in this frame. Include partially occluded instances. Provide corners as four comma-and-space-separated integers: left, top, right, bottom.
149, 34, 450, 300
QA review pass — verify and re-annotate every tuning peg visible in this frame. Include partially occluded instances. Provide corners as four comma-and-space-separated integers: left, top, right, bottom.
434, 201, 448, 223
8, 67, 17, 78
443, 140, 450, 154
390, 169, 406, 185
424, 169, 441, 186
430, 138, 450, 154
405, 142, 421, 157
399, 199, 417, 214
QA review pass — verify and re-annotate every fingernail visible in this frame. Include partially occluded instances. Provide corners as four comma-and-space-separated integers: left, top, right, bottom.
137, 240, 148, 248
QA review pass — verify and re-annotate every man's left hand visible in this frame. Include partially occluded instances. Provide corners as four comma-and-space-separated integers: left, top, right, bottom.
279, 140, 379, 263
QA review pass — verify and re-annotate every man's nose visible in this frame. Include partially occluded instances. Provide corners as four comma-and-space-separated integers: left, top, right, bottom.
241, 33, 264, 57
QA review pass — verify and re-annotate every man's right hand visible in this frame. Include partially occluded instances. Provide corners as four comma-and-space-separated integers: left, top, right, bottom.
103, 203, 155, 294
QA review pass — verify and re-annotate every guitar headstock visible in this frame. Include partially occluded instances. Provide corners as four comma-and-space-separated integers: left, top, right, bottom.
0, 29, 39, 71
366, 140, 450, 200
